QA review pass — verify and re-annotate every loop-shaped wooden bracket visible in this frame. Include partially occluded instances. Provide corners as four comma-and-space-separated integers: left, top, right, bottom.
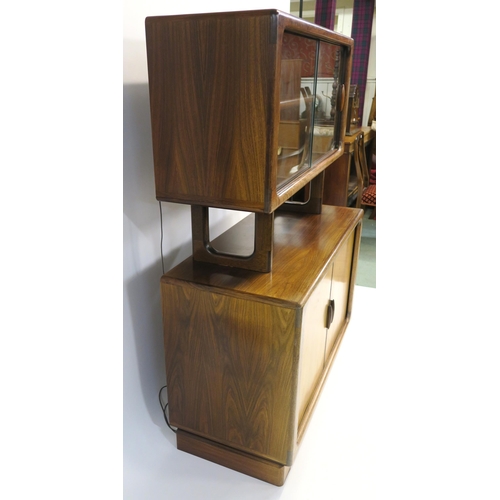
279, 171, 325, 215
191, 206, 274, 273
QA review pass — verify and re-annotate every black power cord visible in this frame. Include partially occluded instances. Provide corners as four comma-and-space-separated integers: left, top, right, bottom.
159, 201, 165, 275
158, 385, 177, 433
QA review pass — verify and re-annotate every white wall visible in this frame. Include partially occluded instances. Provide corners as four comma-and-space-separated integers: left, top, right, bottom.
334, 6, 353, 35
123, 0, 290, 494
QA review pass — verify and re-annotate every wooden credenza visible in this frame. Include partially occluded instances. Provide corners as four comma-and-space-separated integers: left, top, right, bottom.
160, 205, 363, 485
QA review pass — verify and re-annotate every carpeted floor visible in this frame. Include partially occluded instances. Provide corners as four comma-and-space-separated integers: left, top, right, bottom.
355, 208, 376, 288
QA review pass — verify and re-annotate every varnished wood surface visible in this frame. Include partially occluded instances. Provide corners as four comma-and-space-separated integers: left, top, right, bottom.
162, 283, 300, 465
161, 205, 363, 480
146, 10, 353, 213
191, 205, 274, 272
146, 11, 275, 212
163, 205, 363, 307
177, 429, 290, 486
344, 126, 374, 146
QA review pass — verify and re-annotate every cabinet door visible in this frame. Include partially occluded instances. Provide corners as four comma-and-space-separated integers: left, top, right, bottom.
296, 261, 334, 424
325, 230, 355, 358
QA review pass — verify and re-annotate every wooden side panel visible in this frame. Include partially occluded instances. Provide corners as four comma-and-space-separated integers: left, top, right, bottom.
161, 281, 300, 465
146, 13, 277, 211
326, 229, 355, 356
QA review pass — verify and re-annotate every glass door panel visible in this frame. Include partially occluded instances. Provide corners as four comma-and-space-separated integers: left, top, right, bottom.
277, 32, 317, 188
311, 41, 343, 165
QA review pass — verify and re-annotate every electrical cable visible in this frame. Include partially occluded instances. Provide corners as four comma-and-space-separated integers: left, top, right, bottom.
159, 201, 165, 275
158, 385, 177, 433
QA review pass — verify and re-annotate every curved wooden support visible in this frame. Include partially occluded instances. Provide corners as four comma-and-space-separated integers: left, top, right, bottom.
191, 205, 274, 272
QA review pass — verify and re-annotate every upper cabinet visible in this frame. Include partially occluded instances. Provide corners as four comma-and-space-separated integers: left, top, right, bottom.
146, 10, 353, 214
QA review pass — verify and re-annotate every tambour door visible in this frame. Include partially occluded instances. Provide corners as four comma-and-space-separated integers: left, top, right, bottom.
296, 260, 335, 429
325, 229, 356, 358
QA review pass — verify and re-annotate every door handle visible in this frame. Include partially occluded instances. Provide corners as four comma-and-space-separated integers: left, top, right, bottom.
326, 299, 335, 329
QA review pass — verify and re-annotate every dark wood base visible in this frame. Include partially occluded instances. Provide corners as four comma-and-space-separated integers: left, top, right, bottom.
177, 429, 290, 486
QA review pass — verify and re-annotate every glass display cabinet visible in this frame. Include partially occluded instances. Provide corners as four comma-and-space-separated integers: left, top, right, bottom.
145, 9, 363, 486
146, 9, 353, 211
146, 9, 355, 272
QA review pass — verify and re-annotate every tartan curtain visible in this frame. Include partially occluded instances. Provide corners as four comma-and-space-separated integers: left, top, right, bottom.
314, 0, 336, 30
351, 0, 375, 123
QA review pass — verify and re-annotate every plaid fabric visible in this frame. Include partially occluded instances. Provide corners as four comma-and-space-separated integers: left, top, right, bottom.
362, 184, 376, 206
314, 0, 336, 30
351, 0, 375, 122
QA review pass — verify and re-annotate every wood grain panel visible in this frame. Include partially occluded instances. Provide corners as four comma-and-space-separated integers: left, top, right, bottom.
161, 205, 362, 482
146, 10, 354, 213
161, 281, 300, 465
164, 205, 363, 306
146, 12, 277, 211
177, 429, 290, 486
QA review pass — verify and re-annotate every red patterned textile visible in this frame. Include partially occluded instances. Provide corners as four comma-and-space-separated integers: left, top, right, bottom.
369, 154, 376, 184
314, 0, 336, 30
282, 32, 341, 78
351, 0, 375, 123
361, 184, 376, 205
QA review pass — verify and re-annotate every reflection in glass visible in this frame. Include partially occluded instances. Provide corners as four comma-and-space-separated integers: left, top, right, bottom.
277, 32, 317, 187
277, 34, 343, 189
313, 41, 342, 163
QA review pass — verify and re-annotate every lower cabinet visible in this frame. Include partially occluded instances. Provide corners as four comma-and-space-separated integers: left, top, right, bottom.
160, 205, 363, 485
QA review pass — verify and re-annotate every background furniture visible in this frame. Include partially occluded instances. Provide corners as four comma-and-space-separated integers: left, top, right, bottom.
353, 132, 376, 219
322, 126, 375, 207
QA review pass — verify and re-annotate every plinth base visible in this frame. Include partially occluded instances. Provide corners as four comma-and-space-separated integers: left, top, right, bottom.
177, 429, 290, 486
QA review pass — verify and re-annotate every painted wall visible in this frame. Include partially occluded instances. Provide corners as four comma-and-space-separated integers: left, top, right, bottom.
123, 0, 290, 489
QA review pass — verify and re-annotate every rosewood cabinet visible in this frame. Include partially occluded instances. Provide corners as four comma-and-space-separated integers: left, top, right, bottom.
145, 9, 363, 486
145, 9, 353, 213
161, 206, 362, 485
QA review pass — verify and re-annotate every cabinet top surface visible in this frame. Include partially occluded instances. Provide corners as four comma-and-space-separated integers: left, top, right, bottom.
162, 205, 362, 307
146, 9, 352, 41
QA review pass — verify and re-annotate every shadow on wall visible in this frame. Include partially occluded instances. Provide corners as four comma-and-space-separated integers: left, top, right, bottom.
123, 81, 192, 438
123, 78, 249, 438
123, 81, 158, 227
